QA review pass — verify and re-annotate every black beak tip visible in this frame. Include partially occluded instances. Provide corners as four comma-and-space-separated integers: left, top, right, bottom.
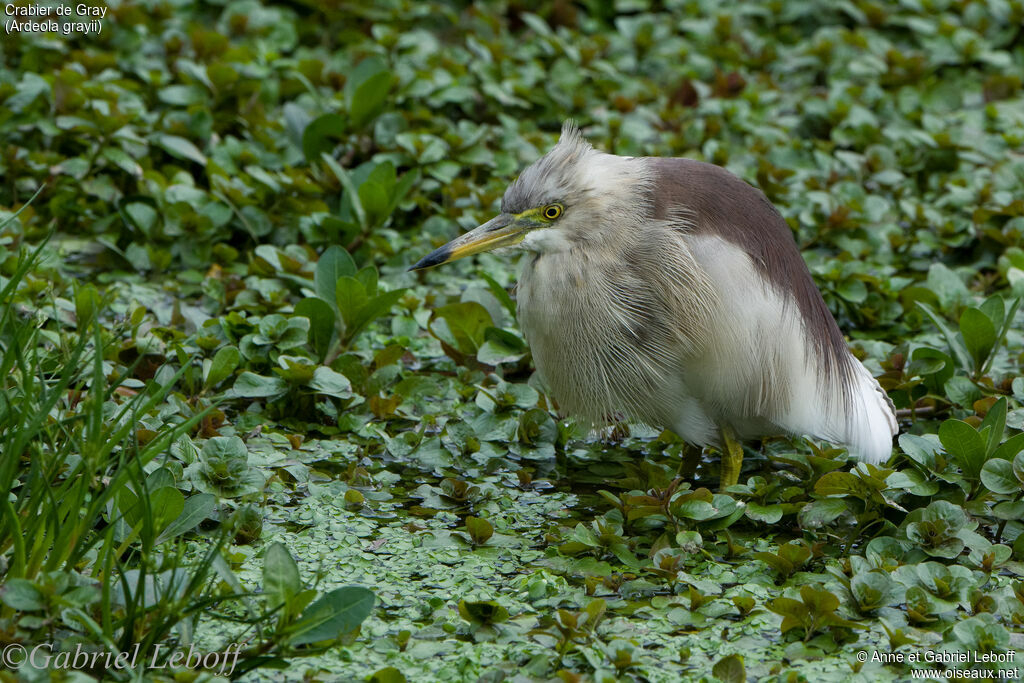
409, 246, 450, 271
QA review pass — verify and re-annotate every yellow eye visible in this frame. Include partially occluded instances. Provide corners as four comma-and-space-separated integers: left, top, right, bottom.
543, 204, 563, 220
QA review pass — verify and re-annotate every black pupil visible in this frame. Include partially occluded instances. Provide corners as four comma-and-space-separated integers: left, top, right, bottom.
546, 207, 557, 217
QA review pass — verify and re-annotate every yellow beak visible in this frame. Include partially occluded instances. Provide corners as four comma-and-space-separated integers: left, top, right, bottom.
409, 213, 542, 270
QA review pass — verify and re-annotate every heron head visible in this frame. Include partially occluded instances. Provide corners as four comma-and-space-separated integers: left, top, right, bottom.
410, 122, 650, 270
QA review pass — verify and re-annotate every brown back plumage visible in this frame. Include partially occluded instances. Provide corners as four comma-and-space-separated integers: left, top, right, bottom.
646, 158, 853, 385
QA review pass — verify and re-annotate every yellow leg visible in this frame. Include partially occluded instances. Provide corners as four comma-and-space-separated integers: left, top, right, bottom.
719, 426, 744, 491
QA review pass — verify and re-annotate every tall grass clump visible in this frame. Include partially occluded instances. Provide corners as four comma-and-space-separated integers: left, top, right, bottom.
0, 236, 230, 673
0, 230, 374, 679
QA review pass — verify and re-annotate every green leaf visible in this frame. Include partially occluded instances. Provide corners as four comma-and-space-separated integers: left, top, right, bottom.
814, 471, 864, 497
320, 216, 360, 244
257, 314, 289, 341
979, 294, 1005, 329
465, 516, 494, 545
850, 571, 900, 612
149, 487, 185, 534
290, 586, 376, 645
908, 347, 954, 393
950, 613, 1009, 653
301, 113, 347, 163
926, 263, 969, 311
0, 579, 45, 611
995, 500, 1024, 521
315, 246, 357, 305
477, 328, 527, 366
6, 73, 48, 113
121, 201, 159, 237
978, 397, 1007, 458
712, 654, 746, 683
322, 154, 367, 229
386, 169, 419, 219
866, 537, 908, 567
980, 459, 1019, 495
365, 160, 397, 190
264, 542, 302, 612
798, 498, 847, 529
992, 298, 1021, 367
308, 366, 353, 399
355, 266, 378, 297
959, 307, 997, 373
676, 531, 703, 552
147, 468, 175, 491
432, 302, 494, 354
799, 584, 838, 614
944, 376, 982, 409
74, 284, 101, 330
239, 205, 273, 238
778, 541, 812, 567
202, 435, 248, 460
101, 147, 143, 176
276, 355, 317, 383
155, 493, 217, 544
153, 133, 207, 165
610, 543, 641, 568
458, 599, 509, 626
204, 345, 240, 390
358, 180, 389, 226
335, 276, 369, 328
836, 278, 867, 303
480, 272, 517, 319
295, 297, 336, 362
674, 500, 716, 521
571, 523, 600, 547
906, 347, 949, 377
368, 667, 406, 683
352, 290, 406, 344
993, 433, 1024, 463
887, 468, 939, 496
905, 502, 968, 559
745, 502, 783, 524
767, 596, 808, 633
158, 84, 206, 106
229, 372, 289, 399
938, 419, 986, 479
349, 71, 393, 129
916, 301, 972, 373
1014, 451, 1024, 488
899, 433, 940, 470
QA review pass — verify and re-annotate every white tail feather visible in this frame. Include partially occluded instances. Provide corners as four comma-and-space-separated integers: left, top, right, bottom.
840, 361, 897, 463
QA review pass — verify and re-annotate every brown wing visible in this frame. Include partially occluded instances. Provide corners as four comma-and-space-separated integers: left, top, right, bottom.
646, 157, 853, 386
